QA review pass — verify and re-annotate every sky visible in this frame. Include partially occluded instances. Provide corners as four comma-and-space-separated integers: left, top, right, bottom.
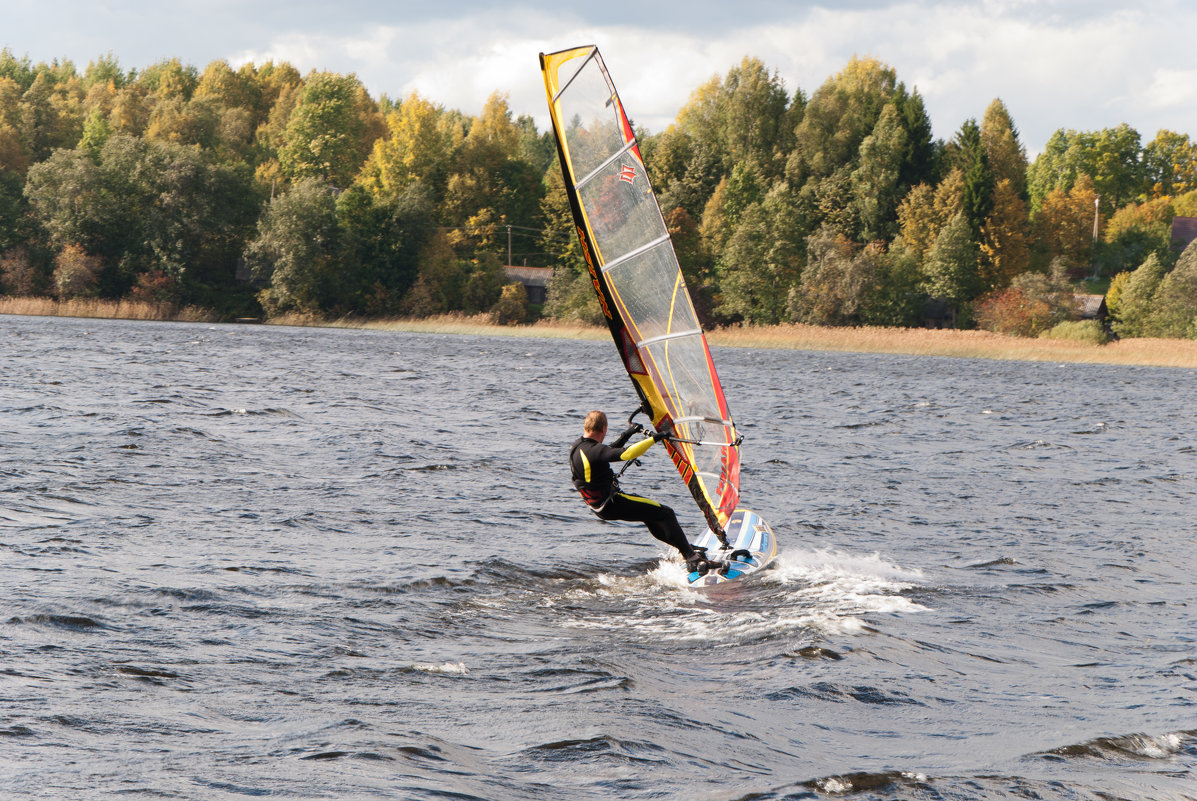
4, 1, 1195, 156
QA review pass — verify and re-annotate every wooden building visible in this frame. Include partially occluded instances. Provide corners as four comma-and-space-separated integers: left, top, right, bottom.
1171, 216, 1197, 253
1075, 294, 1108, 321
503, 266, 553, 305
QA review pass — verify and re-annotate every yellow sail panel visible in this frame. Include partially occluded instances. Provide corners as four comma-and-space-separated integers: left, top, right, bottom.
540, 46, 741, 533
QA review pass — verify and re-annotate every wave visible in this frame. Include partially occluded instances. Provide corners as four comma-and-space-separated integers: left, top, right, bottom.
762, 548, 928, 626
0, 725, 37, 737
405, 662, 469, 676
766, 682, 925, 706
750, 771, 1078, 801
520, 734, 666, 766
968, 556, 1019, 568
113, 665, 184, 687
7, 613, 111, 631
735, 765, 1197, 801
768, 548, 924, 586
202, 407, 302, 418
1040, 730, 1197, 761
466, 547, 932, 645
520, 665, 632, 694
1007, 439, 1073, 450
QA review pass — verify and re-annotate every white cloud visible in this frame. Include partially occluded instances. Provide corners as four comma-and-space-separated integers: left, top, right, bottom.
79, 1, 1197, 155
1145, 69, 1197, 112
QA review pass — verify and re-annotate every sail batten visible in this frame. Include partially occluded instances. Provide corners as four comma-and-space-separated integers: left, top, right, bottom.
599, 234, 671, 275
551, 46, 598, 103
637, 328, 704, 348
672, 414, 733, 427
541, 46, 741, 535
576, 139, 639, 190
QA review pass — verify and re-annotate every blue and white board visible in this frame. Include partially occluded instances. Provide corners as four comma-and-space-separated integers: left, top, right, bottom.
686, 509, 777, 587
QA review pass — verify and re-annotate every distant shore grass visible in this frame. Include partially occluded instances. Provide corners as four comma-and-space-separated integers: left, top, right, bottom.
347, 314, 1197, 369
0, 296, 217, 322
706, 322, 1197, 368
5, 301, 1196, 369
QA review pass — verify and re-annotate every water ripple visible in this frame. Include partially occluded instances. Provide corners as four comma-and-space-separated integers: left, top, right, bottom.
2, 316, 1194, 801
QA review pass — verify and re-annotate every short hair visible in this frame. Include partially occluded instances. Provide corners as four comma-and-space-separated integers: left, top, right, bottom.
583, 410, 607, 434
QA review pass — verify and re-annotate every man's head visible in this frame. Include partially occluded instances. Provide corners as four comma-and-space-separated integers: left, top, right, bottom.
583, 410, 607, 439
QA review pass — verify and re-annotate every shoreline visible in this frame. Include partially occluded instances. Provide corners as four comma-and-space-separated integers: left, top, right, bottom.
4, 299, 1196, 369
296, 313, 1197, 369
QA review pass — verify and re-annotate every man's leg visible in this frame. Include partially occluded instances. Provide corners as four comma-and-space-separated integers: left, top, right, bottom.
600, 493, 693, 557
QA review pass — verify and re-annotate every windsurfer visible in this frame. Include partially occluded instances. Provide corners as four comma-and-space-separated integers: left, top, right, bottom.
569, 410, 716, 573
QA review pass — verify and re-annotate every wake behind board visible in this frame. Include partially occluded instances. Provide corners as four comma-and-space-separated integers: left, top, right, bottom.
687, 509, 777, 587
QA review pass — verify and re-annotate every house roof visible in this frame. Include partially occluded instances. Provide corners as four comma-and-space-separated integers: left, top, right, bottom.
1171, 216, 1197, 247
503, 266, 553, 287
1076, 294, 1107, 318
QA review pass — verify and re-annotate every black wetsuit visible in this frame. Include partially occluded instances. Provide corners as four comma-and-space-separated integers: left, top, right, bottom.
569, 428, 694, 559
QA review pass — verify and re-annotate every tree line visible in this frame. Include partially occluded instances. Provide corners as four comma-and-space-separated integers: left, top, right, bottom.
1, 48, 1195, 339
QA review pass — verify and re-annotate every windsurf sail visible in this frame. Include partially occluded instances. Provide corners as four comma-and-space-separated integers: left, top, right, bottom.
540, 45, 741, 539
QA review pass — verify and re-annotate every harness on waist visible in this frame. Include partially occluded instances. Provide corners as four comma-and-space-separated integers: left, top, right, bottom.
570, 437, 618, 513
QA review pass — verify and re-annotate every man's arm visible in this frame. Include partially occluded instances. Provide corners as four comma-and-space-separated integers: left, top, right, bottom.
610, 422, 643, 448
618, 435, 657, 462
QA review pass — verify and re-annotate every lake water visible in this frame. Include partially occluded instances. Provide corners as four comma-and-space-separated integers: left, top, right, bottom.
2, 314, 1195, 800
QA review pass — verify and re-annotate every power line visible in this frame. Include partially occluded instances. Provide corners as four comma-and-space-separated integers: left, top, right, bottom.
434, 224, 572, 242
433, 222, 574, 265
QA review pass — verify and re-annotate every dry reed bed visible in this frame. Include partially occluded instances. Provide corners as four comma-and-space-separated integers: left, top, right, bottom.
0, 296, 216, 322
357, 316, 1197, 369
356, 314, 608, 341
706, 324, 1197, 369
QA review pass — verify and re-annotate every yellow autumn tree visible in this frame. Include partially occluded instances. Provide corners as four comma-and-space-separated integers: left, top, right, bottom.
980, 98, 1028, 198
1174, 189, 1197, 217
1142, 129, 1197, 197
1103, 195, 1174, 243
1033, 173, 1098, 272
895, 169, 964, 266
0, 77, 30, 173
699, 175, 732, 262
979, 178, 1031, 290
52, 244, 102, 299
491, 282, 528, 325
357, 91, 464, 200
441, 92, 542, 251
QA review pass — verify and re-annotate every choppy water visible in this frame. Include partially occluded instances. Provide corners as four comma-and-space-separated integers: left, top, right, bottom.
2, 314, 1196, 800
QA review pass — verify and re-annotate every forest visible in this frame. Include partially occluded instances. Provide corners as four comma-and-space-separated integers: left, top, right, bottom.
2, 48, 1196, 340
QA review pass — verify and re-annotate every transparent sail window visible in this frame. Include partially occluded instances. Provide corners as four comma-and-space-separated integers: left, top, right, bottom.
576, 158, 661, 264
605, 244, 699, 345
556, 61, 625, 181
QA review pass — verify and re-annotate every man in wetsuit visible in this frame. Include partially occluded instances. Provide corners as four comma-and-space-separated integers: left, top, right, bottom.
569, 410, 715, 572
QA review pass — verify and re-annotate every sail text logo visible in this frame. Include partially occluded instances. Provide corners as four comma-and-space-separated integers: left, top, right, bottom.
618, 164, 636, 185
576, 224, 613, 319
664, 439, 693, 484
